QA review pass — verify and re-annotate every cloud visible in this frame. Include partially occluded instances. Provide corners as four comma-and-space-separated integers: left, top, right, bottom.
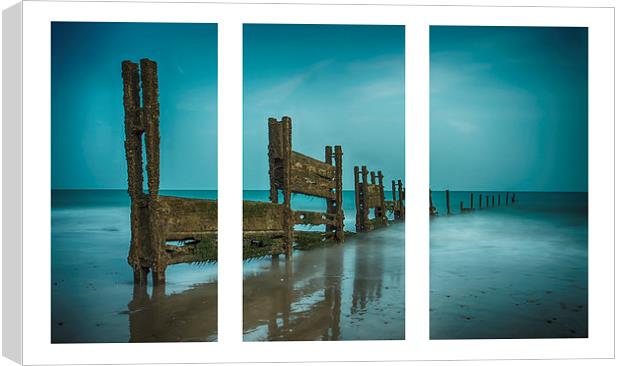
356, 77, 403, 100
346, 55, 403, 74
250, 60, 332, 107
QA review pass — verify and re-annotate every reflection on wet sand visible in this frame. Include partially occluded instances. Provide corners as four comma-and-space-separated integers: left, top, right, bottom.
243, 222, 404, 341
128, 282, 218, 342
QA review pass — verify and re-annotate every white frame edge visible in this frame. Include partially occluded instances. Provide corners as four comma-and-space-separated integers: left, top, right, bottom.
2, 1, 23, 365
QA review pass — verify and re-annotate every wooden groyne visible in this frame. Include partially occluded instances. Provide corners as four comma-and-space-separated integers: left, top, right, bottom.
354, 167, 405, 232
122, 59, 217, 287
243, 117, 345, 257
243, 117, 405, 257
429, 189, 516, 216
122, 59, 406, 284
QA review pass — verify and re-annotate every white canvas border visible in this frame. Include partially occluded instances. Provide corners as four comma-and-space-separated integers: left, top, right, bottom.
13, 0, 614, 364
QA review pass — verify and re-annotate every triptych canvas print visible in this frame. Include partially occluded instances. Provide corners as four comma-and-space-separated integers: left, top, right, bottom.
49, 19, 589, 345
1, 0, 614, 363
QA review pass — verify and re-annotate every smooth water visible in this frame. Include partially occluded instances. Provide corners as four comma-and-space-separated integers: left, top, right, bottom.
243, 190, 405, 341
51, 190, 218, 343
430, 191, 588, 339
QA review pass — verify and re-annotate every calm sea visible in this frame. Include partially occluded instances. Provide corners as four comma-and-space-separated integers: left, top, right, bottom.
51, 189, 218, 343
430, 191, 588, 339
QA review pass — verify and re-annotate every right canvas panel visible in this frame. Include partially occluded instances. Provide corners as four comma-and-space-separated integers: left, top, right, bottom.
429, 26, 588, 339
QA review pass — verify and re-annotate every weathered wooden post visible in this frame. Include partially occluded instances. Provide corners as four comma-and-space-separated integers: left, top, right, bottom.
460, 201, 464, 212
122, 60, 149, 286
268, 118, 280, 204
497, 193, 501, 206
486, 195, 489, 207
361, 166, 370, 231
512, 193, 516, 203
371, 171, 376, 185
392, 180, 399, 219
140, 59, 167, 286
325, 146, 334, 236
479, 194, 482, 209
378, 171, 388, 226
334, 145, 344, 242
492, 195, 495, 207
505, 192, 509, 205
470, 193, 474, 209
397, 179, 404, 219
446, 189, 451, 215
282, 116, 293, 255
354, 166, 361, 232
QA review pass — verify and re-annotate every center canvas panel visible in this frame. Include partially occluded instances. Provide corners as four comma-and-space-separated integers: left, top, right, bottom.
242, 24, 406, 341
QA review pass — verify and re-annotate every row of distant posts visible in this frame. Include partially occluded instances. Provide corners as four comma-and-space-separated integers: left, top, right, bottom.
429, 190, 516, 216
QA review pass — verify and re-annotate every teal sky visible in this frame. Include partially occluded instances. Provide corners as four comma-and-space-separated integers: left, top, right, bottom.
430, 26, 588, 192
52, 22, 218, 190
243, 24, 405, 191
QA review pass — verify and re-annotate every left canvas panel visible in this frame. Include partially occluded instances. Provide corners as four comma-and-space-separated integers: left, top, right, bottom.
51, 22, 218, 343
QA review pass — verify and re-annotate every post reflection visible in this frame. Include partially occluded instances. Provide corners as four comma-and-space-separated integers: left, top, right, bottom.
244, 244, 344, 341
243, 223, 404, 341
127, 281, 218, 342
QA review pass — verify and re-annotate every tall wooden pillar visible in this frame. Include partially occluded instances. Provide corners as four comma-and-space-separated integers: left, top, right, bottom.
122, 60, 148, 286
325, 146, 334, 236
361, 166, 370, 231
378, 171, 387, 226
446, 190, 451, 215
267, 117, 280, 204
140, 59, 166, 287
354, 166, 361, 232
281, 117, 293, 254
334, 146, 344, 242
397, 180, 404, 219
140, 59, 160, 199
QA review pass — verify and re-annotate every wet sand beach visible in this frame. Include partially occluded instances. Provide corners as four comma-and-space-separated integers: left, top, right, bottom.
243, 221, 405, 341
430, 192, 587, 339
